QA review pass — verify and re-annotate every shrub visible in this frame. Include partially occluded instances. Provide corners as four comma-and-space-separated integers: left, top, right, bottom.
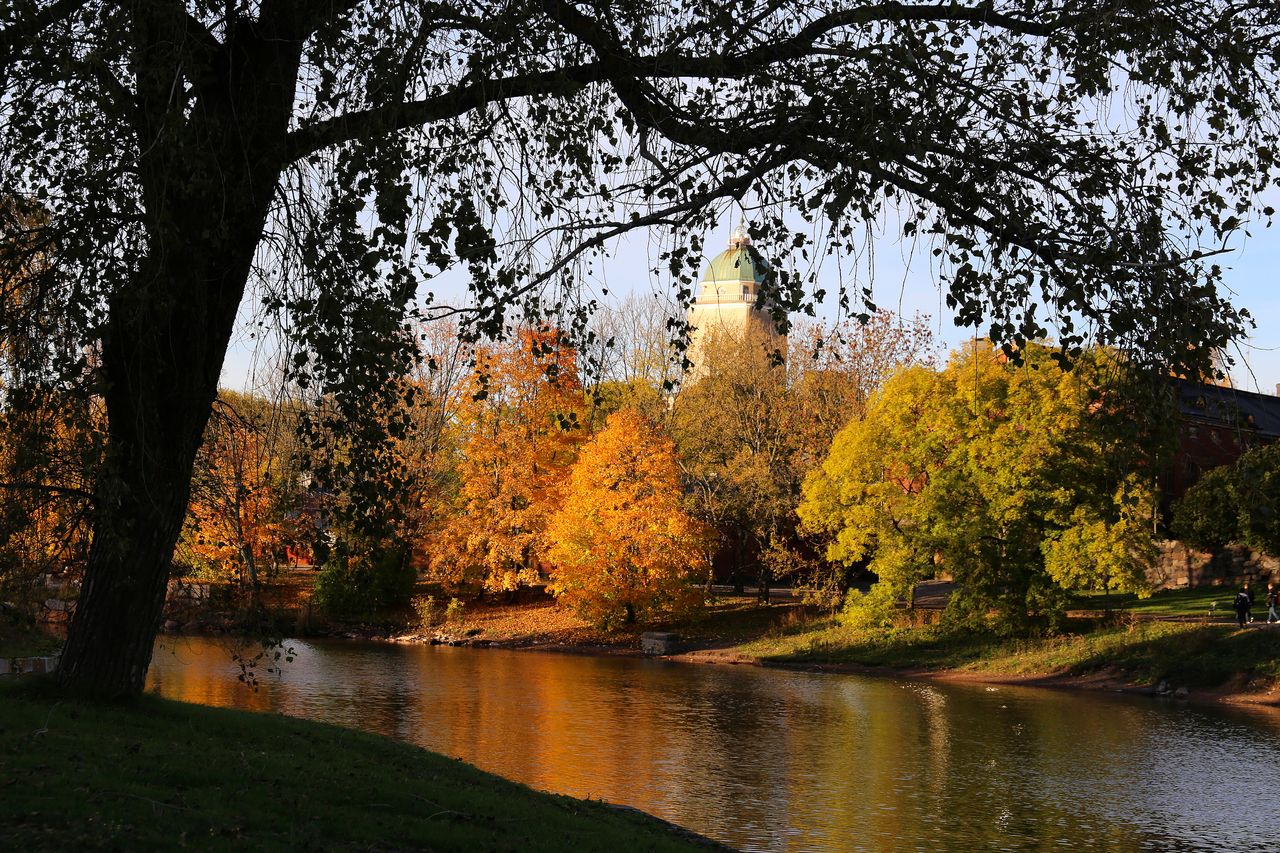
312, 539, 416, 619
444, 597, 465, 624
412, 595, 442, 630
840, 585, 899, 631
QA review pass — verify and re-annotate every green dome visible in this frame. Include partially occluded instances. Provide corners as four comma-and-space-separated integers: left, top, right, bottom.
700, 245, 766, 286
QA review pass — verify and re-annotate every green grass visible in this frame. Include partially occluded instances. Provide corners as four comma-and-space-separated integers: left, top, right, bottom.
1067, 586, 1242, 618
0, 682, 704, 852
735, 616, 1280, 690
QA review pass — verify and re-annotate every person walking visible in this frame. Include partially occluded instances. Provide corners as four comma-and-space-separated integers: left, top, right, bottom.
1267, 583, 1279, 624
1234, 585, 1253, 628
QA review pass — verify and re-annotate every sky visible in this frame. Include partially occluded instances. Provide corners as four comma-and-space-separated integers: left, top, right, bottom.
218, 211, 1280, 396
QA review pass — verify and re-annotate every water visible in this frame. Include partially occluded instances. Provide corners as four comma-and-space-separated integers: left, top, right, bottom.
147, 637, 1280, 851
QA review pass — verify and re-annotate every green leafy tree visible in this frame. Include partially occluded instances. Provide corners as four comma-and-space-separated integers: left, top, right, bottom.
311, 534, 417, 619
801, 344, 1168, 631
1171, 465, 1239, 550
1174, 443, 1280, 556
675, 315, 937, 600
1232, 445, 1280, 556
798, 364, 950, 615
3, 1, 1278, 693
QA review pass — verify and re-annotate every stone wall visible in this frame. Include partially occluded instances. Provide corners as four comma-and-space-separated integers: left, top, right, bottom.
33, 576, 216, 626
0, 653, 60, 677
1148, 540, 1280, 590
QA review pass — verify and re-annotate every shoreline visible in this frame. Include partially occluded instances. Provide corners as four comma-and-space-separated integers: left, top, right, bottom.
676, 648, 1280, 711
374, 630, 1280, 711
131, 587, 1280, 713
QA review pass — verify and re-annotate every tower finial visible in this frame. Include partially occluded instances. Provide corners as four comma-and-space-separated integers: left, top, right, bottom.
729, 219, 751, 248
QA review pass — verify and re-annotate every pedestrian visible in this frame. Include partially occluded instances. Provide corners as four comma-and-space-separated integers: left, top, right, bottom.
1267, 583, 1279, 624
1245, 581, 1255, 624
1233, 585, 1252, 628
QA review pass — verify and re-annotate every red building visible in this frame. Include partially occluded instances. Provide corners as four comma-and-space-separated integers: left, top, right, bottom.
1169, 379, 1280, 499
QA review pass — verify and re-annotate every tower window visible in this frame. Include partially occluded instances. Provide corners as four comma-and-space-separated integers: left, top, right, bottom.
742, 284, 750, 299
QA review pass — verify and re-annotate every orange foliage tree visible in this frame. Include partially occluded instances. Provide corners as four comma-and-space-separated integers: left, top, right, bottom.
430, 329, 586, 593
0, 199, 100, 602
0, 392, 100, 605
547, 409, 712, 628
178, 393, 301, 591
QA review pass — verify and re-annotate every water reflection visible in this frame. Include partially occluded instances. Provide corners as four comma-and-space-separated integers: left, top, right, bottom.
148, 637, 1280, 852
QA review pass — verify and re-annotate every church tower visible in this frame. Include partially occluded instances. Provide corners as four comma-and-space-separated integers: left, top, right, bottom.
685, 224, 785, 381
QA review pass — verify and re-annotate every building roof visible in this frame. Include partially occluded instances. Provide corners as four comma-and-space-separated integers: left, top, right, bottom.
700, 245, 766, 287
1176, 379, 1280, 438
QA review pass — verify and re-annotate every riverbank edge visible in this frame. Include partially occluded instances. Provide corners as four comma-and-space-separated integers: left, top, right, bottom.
670, 647, 1280, 710
380, 632, 1280, 711
0, 680, 727, 851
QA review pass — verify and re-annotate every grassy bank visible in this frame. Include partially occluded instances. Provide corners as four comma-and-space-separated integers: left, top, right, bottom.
0, 682, 707, 851
388, 587, 1280, 699
1067, 586, 1243, 618
731, 616, 1280, 694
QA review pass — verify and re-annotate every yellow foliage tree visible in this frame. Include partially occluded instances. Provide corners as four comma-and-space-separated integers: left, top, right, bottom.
547, 409, 712, 628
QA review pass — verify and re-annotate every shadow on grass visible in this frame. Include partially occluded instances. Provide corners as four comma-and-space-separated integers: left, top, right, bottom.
1057, 623, 1280, 688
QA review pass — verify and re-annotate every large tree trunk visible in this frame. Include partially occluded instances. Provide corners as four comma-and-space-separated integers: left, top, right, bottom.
56, 18, 301, 695
57, 390, 212, 694
57, 235, 260, 694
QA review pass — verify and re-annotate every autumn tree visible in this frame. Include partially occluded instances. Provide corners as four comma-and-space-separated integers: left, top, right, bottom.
582, 294, 683, 428
0, 198, 100, 608
177, 391, 303, 594
548, 408, 711, 627
4, 1, 1280, 692
0, 392, 100, 607
399, 321, 473, 563
800, 343, 1170, 631
674, 326, 798, 598
430, 330, 586, 593
673, 315, 933, 599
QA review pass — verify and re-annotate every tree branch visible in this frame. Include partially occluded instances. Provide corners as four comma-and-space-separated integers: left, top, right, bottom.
285, 0, 1084, 163
0, 0, 89, 66
538, 0, 1070, 72
285, 63, 615, 160
0, 481, 96, 503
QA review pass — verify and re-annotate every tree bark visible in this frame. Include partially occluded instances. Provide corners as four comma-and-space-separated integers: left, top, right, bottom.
56, 17, 302, 695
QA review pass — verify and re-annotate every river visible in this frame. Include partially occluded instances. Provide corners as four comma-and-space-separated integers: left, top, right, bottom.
147, 636, 1280, 852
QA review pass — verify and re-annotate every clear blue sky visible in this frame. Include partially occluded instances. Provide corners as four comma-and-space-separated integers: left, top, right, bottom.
219, 216, 1280, 395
